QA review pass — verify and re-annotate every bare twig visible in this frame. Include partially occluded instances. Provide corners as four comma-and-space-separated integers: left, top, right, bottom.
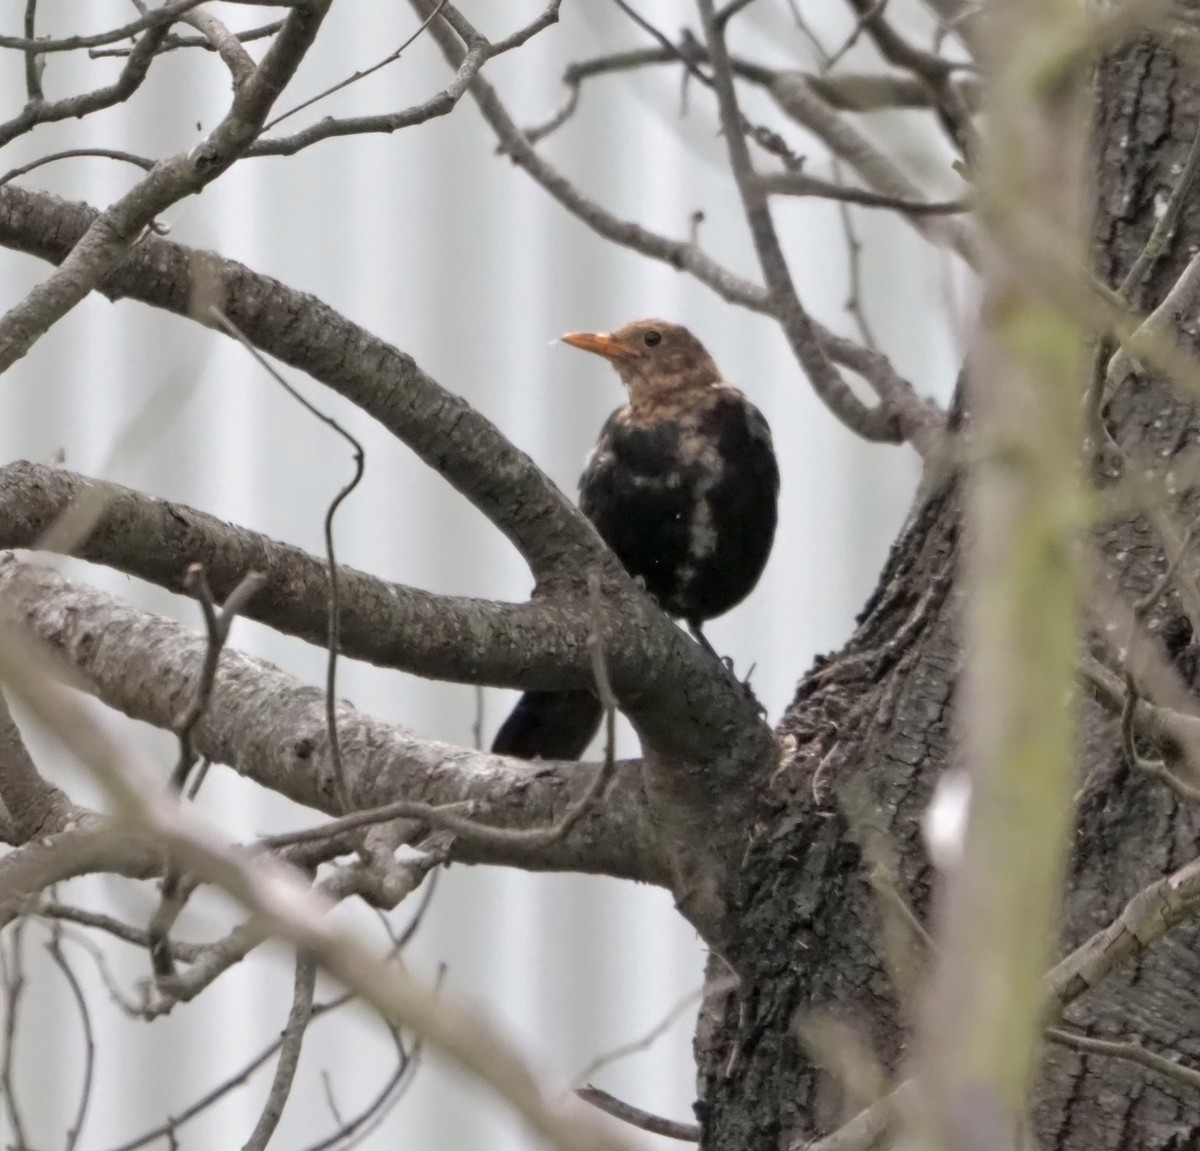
766, 72, 980, 265
46, 924, 97, 1151
415, 1, 770, 313
264, 1, 447, 130
22, 0, 43, 102
698, 0, 944, 454
0, 0, 206, 51
0, 0, 205, 52
1044, 1025, 1200, 1095
0, 23, 172, 150
827, 0, 888, 69
172, 564, 266, 793
209, 307, 364, 812
0, 627, 635, 1151
89, 19, 284, 60
246, 2, 558, 159
757, 170, 969, 215
299, 1029, 416, 1151
242, 953, 318, 1151
0, 147, 154, 189
0, 1, 332, 372
842, 0, 978, 157
575, 983, 706, 1084
575, 1086, 699, 1142
0, 918, 29, 1149
32, 902, 205, 962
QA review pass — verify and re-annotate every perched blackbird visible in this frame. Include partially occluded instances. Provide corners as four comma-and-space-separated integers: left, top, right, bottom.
493, 318, 780, 760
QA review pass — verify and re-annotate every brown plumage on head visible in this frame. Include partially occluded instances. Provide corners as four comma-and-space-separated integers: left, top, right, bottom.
561, 318, 725, 421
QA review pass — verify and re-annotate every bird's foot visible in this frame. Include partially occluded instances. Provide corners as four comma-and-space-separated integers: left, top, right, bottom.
689, 625, 767, 716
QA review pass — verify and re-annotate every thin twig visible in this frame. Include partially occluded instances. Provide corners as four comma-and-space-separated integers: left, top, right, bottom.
89, 19, 284, 59
574, 983, 706, 1084
0, 22, 172, 151
172, 564, 266, 793
0, 918, 29, 1149
0, 147, 154, 189
757, 170, 969, 215
698, 0, 944, 454
33, 903, 205, 962
832, 159, 879, 351
0, 0, 205, 52
827, 0, 889, 69
101, 988, 353, 1151
610, 0, 802, 170
242, 953, 318, 1151
22, 0, 43, 102
1045, 1025, 1200, 1094
575, 1086, 699, 1142
46, 924, 97, 1151
301, 1028, 416, 1151
209, 308, 364, 813
264, 1, 446, 130
841, 0, 977, 158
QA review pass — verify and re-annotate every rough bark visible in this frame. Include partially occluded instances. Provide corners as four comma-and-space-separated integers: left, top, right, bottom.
690, 31, 1200, 1151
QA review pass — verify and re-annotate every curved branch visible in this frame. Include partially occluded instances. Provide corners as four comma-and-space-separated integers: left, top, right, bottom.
0, 183, 608, 584
0, 554, 665, 885
0, 461, 646, 690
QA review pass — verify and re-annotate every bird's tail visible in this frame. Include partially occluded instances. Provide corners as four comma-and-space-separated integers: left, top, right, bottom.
491, 689, 604, 760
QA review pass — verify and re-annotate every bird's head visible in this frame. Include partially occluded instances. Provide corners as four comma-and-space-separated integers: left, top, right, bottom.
561, 319, 723, 414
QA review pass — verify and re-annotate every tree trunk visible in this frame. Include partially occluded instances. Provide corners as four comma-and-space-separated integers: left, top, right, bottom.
691, 29, 1200, 1151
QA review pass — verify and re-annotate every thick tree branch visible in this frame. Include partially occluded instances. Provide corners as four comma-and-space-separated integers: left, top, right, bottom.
0, 183, 610, 585
0, 461, 616, 688
0, 632, 636, 1151
0, 553, 665, 884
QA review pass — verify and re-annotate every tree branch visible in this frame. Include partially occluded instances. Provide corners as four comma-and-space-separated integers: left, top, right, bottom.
0, 2, 332, 374
0, 634, 638, 1151
698, 0, 944, 455
0, 553, 665, 884
0, 461, 611, 687
767, 72, 981, 266
0, 183, 610, 584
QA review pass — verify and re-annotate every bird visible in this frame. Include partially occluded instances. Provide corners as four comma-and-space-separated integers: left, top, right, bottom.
492, 318, 780, 760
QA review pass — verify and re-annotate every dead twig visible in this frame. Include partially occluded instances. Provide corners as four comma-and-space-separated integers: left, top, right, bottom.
209, 308, 364, 814
46, 923, 97, 1151
241, 953, 318, 1151
575, 1086, 699, 1142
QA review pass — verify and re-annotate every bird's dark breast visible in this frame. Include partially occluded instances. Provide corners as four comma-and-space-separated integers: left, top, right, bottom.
579, 392, 779, 624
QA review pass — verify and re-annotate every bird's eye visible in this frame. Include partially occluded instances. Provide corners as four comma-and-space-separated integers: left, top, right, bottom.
643, 330, 662, 347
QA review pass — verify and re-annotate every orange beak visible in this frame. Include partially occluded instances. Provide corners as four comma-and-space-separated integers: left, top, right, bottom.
561, 330, 640, 360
